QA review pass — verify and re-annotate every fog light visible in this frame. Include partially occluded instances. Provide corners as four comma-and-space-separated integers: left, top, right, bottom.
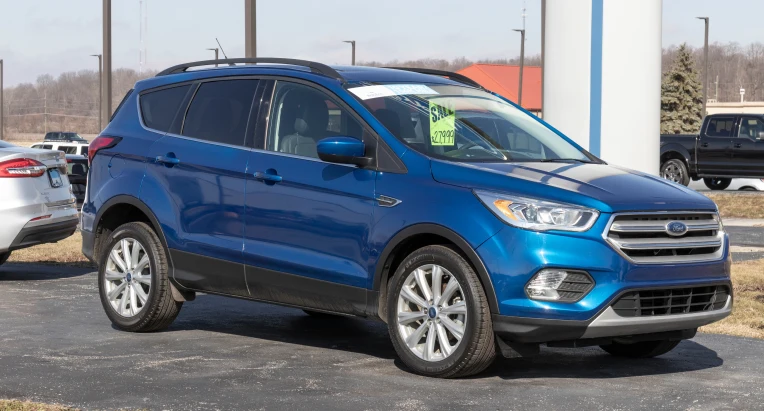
526, 269, 594, 302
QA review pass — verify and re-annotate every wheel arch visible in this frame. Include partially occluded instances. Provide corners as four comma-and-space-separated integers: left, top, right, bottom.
373, 224, 500, 320
660, 145, 692, 171
94, 195, 168, 258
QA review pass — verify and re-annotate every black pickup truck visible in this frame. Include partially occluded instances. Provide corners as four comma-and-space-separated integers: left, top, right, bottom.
660, 113, 764, 189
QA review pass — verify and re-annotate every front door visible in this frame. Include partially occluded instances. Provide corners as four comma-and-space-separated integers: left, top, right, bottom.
697, 116, 735, 176
242, 80, 376, 314
732, 116, 764, 176
143, 78, 260, 297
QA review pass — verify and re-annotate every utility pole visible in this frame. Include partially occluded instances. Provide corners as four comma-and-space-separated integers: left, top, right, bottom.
0, 59, 4, 141
103, 0, 112, 127
696, 17, 709, 116
44, 89, 48, 134
245, 0, 257, 58
343, 41, 356, 65
207, 48, 219, 66
513, 29, 526, 107
91, 54, 103, 132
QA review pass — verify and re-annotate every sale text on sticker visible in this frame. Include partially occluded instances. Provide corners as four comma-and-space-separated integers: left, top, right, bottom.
429, 102, 456, 146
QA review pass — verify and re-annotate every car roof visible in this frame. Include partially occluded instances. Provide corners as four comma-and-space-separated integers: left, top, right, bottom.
135, 64, 465, 92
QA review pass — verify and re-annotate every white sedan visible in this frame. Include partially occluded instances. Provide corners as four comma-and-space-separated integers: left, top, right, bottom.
0, 141, 79, 266
688, 178, 764, 192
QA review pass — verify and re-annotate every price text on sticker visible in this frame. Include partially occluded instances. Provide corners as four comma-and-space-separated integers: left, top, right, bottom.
429, 101, 456, 146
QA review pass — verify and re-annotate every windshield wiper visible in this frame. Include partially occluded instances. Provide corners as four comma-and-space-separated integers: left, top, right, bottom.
539, 158, 592, 163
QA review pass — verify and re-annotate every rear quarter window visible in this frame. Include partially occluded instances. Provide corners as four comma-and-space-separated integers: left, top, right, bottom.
181, 79, 259, 146
140, 85, 192, 133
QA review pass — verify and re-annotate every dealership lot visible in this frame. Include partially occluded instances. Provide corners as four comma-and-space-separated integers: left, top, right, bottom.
0, 258, 762, 410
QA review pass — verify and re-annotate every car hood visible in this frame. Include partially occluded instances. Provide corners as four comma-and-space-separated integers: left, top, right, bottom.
430, 160, 717, 213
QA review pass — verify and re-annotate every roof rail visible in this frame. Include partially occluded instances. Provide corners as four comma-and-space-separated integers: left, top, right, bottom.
156, 58, 344, 82
383, 67, 483, 89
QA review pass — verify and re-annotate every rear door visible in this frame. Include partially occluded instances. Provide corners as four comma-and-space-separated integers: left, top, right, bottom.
143, 79, 260, 296
732, 116, 764, 176
697, 116, 735, 175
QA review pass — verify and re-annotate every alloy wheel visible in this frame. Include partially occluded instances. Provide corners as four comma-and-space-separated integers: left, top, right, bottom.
662, 162, 684, 183
104, 238, 152, 317
396, 264, 467, 362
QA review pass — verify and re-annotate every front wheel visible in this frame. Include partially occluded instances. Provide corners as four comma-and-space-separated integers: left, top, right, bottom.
387, 245, 496, 378
704, 178, 732, 191
600, 340, 680, 358
660, 159, 690, 186
98, 222, 182, 332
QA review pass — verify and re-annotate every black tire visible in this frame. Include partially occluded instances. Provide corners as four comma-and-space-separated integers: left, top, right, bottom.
660, 159, 690, 186
0, 251, 11, 267
97, 222, 182, 332
387, 245, 496, 378
704, 178, 732, 191
600, 340, 680, 358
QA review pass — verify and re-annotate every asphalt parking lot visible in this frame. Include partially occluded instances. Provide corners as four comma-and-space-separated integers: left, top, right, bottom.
0, 261, 763, 411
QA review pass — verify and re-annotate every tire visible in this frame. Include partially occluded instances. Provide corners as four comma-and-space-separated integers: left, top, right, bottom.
703, 178, 732, 191
387, 245, 495, 378
660, 159, 690, 186
600, 340, 680, 358
0, 252, 11, 267
97, 222, 182, 332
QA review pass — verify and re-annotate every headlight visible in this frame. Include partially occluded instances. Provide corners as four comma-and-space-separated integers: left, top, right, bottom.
475, 190, 599, 232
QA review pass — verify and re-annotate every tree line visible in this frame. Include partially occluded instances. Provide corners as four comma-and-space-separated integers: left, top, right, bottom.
1, 42, 761, 137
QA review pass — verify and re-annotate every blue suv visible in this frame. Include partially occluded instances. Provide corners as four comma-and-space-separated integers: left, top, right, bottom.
82, 58, 731, 378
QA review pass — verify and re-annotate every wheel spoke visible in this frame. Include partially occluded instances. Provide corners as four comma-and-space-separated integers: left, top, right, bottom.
424, 322, 437, 361
414, 268, 432, 302
121, 239, 132, 271
431, 265, 443, 304
133, 283, 149, 305
134, 273, 152, 286
406, 320, 429, 348
436, 323, 452, 357
131, 241, 143, 270
134, 255, 150, 274
119, 285, 129, 315
397, 311, 427, 325
440, 316, 464, 340
107, 281, 127, 301
109, 249, 128, 273
129, 284, 138, 315
440, 301, 467, 315
400, 286, 427, 309
440, 277, 460, 303
105, 269, 123, 281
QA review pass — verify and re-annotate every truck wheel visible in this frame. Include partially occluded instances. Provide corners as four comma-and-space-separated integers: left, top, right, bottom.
387, 245, 496, 378
98, 222, 182, 332
703, 178, 731, 191
600, 340, 680, 358
0, 252, 10, 267
660, 159, 690, 186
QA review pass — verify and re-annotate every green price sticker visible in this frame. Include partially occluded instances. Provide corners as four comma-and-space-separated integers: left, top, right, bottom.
429, 101, 455, 146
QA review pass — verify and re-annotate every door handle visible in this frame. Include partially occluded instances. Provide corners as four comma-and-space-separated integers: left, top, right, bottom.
253, 171, 283, 183
156, 155, 180, 166
734, 143, 743, 148
701, 142, 709, 148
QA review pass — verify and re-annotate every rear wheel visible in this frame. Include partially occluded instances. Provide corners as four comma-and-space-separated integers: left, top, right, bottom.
600, 340, 680, 358
660, 159, 690, 186
98, 222, 182, 332
704, 178, 732, 191
387, 245, 495, 378
0, 252, 10, 267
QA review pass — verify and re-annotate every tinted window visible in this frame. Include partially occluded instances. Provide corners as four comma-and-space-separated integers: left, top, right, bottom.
60, 146, 78, 154
42, 145, 53, 149
140, 85, 191, 133
738, 117, 764, 140
266, 82, 363, 159
706, 117, 735, 138
80, 146, 89, 156
182, 80, 259, 146
67, 161, 89, 176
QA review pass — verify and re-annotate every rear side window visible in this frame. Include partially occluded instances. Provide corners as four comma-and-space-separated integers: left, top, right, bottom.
182, 80, 259, 146
80, 146, 89, 156
140, 85, 192, 133
60, 146, 78, 155
706, 117, 735, 137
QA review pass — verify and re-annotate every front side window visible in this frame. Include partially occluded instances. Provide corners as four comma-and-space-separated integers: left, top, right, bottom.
140, 84, 192, 133
182, 80, 259, 146
706, 117, 735, 138
738, 117, 764, 140
60, 146, 77, 154
348, 83, 592, 163
266, 81, 364, 159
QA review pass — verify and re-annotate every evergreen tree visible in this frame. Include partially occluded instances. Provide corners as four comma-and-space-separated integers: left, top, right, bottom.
660, 44, 704, 134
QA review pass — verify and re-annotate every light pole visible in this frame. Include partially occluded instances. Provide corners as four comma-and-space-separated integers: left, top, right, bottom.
0, 59, 4, 141
91, 54, 102, 132
697, 17, 709, 116
103, 0, 112, 127
207, 48, 219, 66
513, 29, 526, 107
343, 40, 356, 65
245, 0, 257, 58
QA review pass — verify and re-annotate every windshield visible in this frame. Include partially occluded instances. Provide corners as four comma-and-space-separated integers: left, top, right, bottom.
349, 83, 595, 163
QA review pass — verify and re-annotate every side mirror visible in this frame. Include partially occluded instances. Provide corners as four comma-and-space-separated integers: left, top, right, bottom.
317, 137, 372, 167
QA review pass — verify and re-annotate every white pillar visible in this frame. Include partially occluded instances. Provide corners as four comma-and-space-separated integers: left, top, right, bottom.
543, 0, 662, 175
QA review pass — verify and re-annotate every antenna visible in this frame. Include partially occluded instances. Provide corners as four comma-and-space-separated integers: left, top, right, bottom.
216, 38, 229, 59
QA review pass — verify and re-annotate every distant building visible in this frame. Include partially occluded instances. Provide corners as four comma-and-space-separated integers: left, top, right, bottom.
457, 64, 542, 114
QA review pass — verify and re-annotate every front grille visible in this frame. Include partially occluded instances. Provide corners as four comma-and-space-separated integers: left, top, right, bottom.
612, 285, 729, 317
605, 212, 724, 264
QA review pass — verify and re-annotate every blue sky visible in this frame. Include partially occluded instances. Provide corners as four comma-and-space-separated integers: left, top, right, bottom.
1, 0, 762, 86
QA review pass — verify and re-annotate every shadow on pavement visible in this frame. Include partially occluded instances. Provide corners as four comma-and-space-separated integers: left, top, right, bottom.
0, 263, 93, 281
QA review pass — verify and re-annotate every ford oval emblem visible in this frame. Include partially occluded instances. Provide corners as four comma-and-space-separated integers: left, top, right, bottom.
666, 221, 689, 237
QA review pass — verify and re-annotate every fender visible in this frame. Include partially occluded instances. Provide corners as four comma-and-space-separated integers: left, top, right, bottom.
660, 143, 693, 172
94, 195, 169, 253
373, 223, 499, 314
